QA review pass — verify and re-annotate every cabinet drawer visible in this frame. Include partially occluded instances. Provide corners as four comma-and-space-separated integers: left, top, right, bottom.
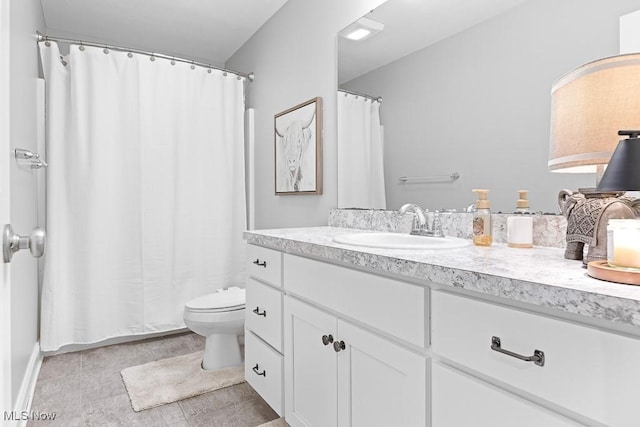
432, 362, 580, 426
247, 244, 282, 287
245, 330, 283, 416
246, 278, 283, 352
432, 290, 640, 427
284, 254, 426, 348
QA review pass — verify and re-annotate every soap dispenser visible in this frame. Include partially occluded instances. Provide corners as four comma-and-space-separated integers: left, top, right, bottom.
472, 189, 492, 246
515, 190, 530, 214
507, 190, 533, 248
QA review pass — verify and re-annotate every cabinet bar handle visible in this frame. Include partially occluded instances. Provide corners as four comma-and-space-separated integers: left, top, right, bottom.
490, 336, 545, 367
253, 259, 267, 267
252, 363, 266, 377
252, 307, 267, 317
322, 334, 334, 346
333, 340, 346, 353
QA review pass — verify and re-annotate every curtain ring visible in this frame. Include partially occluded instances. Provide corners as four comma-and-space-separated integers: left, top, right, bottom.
171, 58, 175, 66
44, 41, 51, 47
223, 72, 227, 77
127, 52, 133, 58
190, 61, 195, 70
79, 44, 85, 51
103, 47, 109, 54
150, 55, 155, 62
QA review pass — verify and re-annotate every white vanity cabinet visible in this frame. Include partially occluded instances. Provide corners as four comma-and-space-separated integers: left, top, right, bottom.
432, 290, 640, 427
245, 228, 640, 427
283, 254, 428, 427
244, 245, 284, 416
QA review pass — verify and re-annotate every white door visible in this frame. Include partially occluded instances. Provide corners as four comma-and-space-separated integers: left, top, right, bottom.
284, 296, 338, 427
337, 320, 428, 427
0, 0, 11, 413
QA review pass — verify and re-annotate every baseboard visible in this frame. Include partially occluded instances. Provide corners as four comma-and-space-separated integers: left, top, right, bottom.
12, 342, 42, 427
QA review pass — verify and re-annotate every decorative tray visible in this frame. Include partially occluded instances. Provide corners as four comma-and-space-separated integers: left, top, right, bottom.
587, 261, 640, 286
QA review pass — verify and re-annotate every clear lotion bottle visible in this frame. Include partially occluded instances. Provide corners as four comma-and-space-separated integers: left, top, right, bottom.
472, 189, 492, 246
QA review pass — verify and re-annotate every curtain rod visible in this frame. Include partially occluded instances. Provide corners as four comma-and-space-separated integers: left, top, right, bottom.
36, 32, 254, 82
338, 88, 382, 103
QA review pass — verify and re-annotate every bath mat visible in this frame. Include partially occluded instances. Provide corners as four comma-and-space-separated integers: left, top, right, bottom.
121, 351, 245, 412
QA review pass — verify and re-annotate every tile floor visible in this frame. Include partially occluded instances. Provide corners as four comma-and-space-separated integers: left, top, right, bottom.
28, 332, 280, 426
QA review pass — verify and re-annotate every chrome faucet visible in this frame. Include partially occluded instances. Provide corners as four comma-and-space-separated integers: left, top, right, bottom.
399, 203, 448, 237
399, 203, 427, 235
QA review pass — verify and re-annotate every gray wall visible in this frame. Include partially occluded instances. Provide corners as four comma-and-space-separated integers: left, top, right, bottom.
227, 0, 387, 229
343, 0, 640, 213
9, 0, 45, 406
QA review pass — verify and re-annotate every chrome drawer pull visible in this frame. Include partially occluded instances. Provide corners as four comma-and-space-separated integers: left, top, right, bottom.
252, 307, 267, 317
252, 363, 266, 377
253, 258, 267, 268
491, 336, 545, 367
322, 334, 334, 346
333, 340, 346, 353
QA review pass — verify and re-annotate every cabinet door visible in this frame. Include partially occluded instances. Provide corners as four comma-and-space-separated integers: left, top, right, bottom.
284, 296, 338, 427
432, 362, 582, 427
337, 320, 428, 427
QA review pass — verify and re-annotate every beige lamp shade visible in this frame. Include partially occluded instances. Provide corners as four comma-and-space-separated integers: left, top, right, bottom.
549, 53, 640, 173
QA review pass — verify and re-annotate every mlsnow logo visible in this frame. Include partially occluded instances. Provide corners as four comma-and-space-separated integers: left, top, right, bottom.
4, 410, 57, 421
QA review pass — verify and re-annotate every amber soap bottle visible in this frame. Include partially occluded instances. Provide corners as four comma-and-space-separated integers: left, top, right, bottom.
472, 189, 492, 246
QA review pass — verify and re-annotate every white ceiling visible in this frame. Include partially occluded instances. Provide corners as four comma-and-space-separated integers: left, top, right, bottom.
339, 0, 531, 84
40, 0, 530, 77
40, 0, 289, 66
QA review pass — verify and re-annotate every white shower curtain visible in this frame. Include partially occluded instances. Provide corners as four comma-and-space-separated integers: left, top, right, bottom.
39, 42, 247, 351
337, 91, 386, 209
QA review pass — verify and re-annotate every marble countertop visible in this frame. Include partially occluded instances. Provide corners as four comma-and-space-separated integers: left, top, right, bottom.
244, 226, 640, 330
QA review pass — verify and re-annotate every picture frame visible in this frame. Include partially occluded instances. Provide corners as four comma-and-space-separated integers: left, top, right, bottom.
274, 97, 323, 195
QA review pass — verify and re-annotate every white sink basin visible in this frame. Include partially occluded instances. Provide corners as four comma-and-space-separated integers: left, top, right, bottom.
332, 232, 470, 250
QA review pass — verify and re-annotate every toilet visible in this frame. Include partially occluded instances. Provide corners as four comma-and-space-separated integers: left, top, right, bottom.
183, 286, 246, 370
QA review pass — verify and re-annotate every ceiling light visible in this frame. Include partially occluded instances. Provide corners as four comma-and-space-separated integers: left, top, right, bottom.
339, 17, 384, 42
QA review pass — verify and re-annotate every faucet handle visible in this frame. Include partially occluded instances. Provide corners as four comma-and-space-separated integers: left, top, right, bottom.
431, 211, 444, 238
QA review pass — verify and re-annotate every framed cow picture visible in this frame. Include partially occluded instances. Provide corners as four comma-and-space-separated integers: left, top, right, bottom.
274, 97, 323, 195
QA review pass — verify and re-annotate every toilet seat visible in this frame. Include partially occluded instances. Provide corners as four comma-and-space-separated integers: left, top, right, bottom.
185, 287, 246, 313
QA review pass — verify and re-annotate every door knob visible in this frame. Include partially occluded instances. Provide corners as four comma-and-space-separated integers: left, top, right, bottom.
3, 224, 46, 263
322, 334, 334, 346
333, 340, 346, 353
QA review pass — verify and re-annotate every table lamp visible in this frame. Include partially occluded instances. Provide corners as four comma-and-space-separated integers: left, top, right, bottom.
549, 54, 640, 178
548, 54, 640, 272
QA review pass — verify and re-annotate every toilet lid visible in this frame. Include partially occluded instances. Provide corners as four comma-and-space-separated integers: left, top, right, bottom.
185, 287, 246, 311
